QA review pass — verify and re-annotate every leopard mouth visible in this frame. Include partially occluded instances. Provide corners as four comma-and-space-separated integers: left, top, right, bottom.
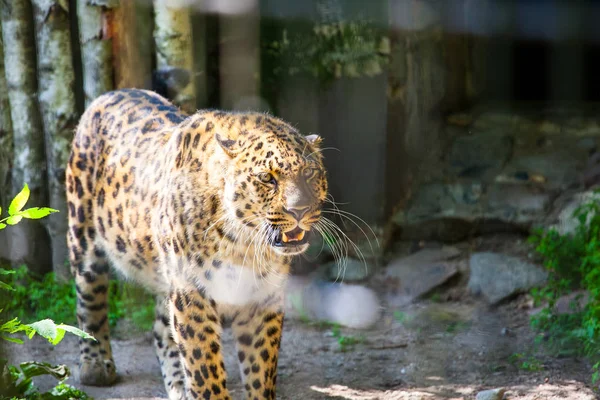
272, 226, 310, 247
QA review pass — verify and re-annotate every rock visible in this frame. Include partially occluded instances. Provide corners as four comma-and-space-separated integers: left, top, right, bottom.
502, 151, 582, 190
325, 258, 373, 282
446, 112, 473, 127
486, 183, 552, 224
549, 190, 600, 235
563, 118, 600, 136
537, 120, 561, 135
468, 252, 548, 304
476, 388, 506, 400
473, 111, 529, 130
396, 182, 484, 224
394, 180, 550, 242
382, 247, 460, 306
530, 291, 589, 317
448, 132, 513, 179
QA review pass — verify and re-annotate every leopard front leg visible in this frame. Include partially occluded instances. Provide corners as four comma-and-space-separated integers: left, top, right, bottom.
154, 297, 185, 400
232, 304, 284, 400
169, 288, 231, 400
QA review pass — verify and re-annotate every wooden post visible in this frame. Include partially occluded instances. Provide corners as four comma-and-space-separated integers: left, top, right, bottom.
0, 0, 52, 275
112, 0, 153, 89
153, 0, 195, 113
77, 0, 115, 106
31, 0, 79, 280
219, 0, 261, 111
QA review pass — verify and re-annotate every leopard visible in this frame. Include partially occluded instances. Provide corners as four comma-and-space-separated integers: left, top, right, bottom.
65, 88, 328, 400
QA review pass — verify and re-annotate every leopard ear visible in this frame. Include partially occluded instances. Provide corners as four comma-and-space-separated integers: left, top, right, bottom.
216, 133, 240, 158
305, 134, 322, 146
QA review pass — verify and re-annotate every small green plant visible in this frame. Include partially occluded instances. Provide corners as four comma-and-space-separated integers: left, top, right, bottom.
445, 320, 470, 334
0, 360, 91, 400
0, 184, 58, 229
1, 266, 77, 326
393, 310, 407, 324
529, 191, 600, 359
1, 265, 155, 332
508, 353, 544, 372
0, 184, 91, 399
330, 324, 365, 352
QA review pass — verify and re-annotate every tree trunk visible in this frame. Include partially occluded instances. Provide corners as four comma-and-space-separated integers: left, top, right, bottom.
219, 0, 261, 111
0, 20, 14, 263
153, 0, 195, 113
112, 0, 153, 89
0, 1, 52, 275
77, 0, 115, 106
0, 21, 13, 214
31, 0, 79, 281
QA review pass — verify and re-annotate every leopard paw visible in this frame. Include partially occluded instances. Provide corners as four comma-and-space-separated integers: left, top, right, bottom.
79, 358, 117, 386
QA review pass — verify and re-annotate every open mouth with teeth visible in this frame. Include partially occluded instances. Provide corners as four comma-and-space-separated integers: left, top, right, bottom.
272, 226, 309, 247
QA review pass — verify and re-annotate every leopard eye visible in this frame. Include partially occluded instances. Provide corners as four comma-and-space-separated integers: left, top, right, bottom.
258, 172, 276, 185
302, 168, 317, 179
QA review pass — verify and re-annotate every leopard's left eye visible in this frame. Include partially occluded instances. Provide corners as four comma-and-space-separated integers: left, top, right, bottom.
302, 168, 317, 179
258, 172, 276, 185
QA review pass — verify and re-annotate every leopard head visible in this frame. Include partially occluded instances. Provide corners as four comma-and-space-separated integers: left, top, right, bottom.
216, 115, 327, 256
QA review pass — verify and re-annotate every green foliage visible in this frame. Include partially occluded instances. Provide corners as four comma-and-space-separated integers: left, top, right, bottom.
263, 20, 389, 87
528, 190, 600, 360
1, 265, 155, 332
1, 266, 77, 326
0, 360, 90, 400
330, 324, 365, 352
393, 310, 407, 324
508, 353, 544, 372
108, 280, 155, 331
0, 185, 90, 399
0, 184, 58, 230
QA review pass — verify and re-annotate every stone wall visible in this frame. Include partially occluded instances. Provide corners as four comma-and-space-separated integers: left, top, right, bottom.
392, 105, 597, 242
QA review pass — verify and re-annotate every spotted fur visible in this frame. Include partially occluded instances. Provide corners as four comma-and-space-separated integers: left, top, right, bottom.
65, 89, 328, 399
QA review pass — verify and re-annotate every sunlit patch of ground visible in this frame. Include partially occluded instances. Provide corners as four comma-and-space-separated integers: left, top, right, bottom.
310, 382, 595, 400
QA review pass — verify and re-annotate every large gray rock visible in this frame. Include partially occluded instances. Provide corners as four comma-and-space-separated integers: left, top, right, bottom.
394, 180, 551, 241
548, 190, 600, 235
468, 252, 548, 304
448, 132, 513, 179
486, 183, 552, 224
476, 388, 506, 400
382, 247, 461, 306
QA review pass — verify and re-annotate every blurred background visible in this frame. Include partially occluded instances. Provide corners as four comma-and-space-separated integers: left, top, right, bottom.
2, 0, 600, 399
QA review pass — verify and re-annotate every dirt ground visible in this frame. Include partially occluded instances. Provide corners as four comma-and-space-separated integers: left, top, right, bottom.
3, 235, 599, 399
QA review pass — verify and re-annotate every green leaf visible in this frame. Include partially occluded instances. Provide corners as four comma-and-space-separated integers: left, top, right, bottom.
27, 319, 58, 343
0, 223, 6, 230
56, 324, 96, 341
0, 268, 15, 275
8, 184, 30, 215
0, 280, 15, 291
19, 361, 69, 381
6, 215, 23, 225
0, 335, 24, 344
20, 207, 59, 219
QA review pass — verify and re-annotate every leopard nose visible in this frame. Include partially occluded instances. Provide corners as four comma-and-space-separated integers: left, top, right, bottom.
284, 206, 310, 220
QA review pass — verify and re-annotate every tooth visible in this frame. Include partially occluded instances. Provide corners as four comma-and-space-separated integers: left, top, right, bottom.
282, 232, 290, 242
297, 230, 305, 241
